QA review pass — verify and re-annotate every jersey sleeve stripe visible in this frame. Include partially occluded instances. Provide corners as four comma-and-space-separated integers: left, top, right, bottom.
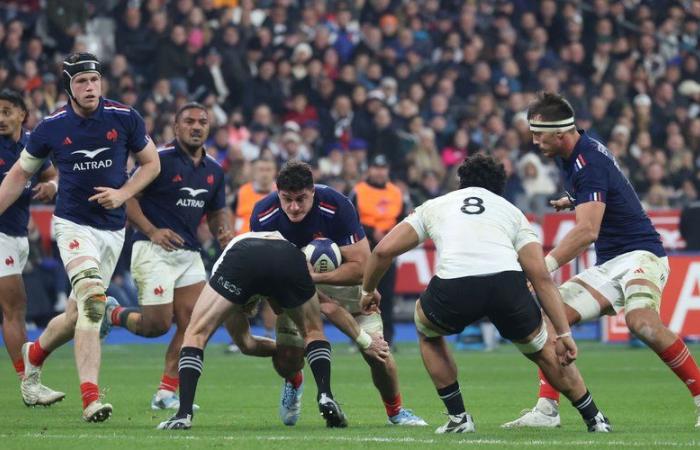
258, 207, 280, 222
319, 201, 337, 211
319, 205, 336, 215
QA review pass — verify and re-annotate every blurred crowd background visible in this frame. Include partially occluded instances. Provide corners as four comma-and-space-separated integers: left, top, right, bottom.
3, 0, 700, 324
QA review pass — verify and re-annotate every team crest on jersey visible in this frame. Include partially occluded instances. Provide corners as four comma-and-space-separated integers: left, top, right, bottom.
5, 256, 14, 266
0, 159, 5, 166
62, 136, 72, 145
106, 128, 118, 142
172, 174, 183, 183
207, 174, 214, 185
68, 239, 80, 250
154, 285, 164, 296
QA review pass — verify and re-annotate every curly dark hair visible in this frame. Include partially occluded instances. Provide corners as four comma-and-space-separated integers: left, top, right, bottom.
277, 161, 314, 192
526, 92, 576, 122
457, 153, 506, 195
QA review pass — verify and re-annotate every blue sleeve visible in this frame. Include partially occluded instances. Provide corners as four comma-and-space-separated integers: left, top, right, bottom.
573, 163, 609, 205
207, 172, 226, 212
250, 201, 264, 231
39, 158, 51, 173
126, 108, 150, 153
329, 196, 366, 246
25, 122, 51, 159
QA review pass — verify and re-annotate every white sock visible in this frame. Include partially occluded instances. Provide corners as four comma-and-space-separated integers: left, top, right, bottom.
694, 394, 700, 409
536, 397, 559, 415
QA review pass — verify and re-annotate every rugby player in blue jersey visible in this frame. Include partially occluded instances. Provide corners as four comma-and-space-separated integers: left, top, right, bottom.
0, 89, 64, 406
0, 53, 160, 422
104, 102, 233, 411
251, 161, 426, 427
503, 92, 700, 429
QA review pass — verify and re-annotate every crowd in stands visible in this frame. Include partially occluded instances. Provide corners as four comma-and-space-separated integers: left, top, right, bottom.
2, 0, 700, 318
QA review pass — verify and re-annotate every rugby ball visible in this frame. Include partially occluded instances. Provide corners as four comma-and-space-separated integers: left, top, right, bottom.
303, 238, 342, 273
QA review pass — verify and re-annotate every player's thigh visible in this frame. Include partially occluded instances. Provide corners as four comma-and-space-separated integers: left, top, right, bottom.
0, 274, 27, 316
185, 284, 236, 343
560, 265, 619, 322
487, 271, 543, 344
131, 241, 180, 307
620, 252, 669, 314
172, 252, 207, 325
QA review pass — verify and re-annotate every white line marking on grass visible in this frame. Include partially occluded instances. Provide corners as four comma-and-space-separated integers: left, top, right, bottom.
5, 433, 699, 447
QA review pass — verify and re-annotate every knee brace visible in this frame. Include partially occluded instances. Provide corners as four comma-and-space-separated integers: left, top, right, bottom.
68, 260, 107, 331
624, 282, 661, 313
275, 312, 305, 348
513, 321, 548, 354
414, 306, 445, 338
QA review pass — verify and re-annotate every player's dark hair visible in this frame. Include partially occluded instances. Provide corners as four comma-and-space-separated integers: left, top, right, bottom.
277, 161, 314, 192
457, 153, 506, 195
526, 92, 576, 122
175, 102, 208, 122
0, 89, 27, 113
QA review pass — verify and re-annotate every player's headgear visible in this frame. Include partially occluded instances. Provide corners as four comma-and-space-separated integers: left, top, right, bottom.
62, 52, 102, 100
527, 92, 576, 133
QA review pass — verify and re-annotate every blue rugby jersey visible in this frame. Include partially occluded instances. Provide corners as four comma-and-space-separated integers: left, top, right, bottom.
24, 98, 149, 230
562, 131, 665, 264
131, 140, 226, 251
250, 184, 366, 248
0, 130, 51, 236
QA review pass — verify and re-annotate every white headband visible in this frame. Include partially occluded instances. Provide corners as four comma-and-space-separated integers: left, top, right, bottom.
528, 117, 575, 133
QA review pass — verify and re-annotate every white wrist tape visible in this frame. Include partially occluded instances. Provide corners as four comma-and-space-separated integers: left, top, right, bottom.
47, 179, 58, 190
556, 331, 572, 339
355, 329, 372, 350
544, 254, 559, 272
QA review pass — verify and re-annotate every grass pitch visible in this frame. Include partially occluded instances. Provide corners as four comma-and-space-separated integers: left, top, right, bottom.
1, 342, 699, 449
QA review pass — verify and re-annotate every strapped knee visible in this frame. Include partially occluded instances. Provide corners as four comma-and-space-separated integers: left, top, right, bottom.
513, 322, 548, 354
68, 260, 106, 331
275, 312, 304, 348
624, 283, 661, 313
414, 306, 445, 338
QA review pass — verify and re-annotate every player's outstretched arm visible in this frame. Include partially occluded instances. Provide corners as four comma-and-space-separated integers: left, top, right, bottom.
0, 160, 36, 215
361, 222, 420, 311
518, 242, 577, 364
545, 202, 605, 273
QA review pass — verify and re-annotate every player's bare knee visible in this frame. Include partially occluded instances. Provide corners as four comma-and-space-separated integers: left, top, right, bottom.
625, 310, 661, 343
274, 346, 304, 377
68, 259, 109, 330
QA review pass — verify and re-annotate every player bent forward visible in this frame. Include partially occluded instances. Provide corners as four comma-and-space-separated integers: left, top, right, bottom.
360, 154, 612, 433
158, 231, 385, 429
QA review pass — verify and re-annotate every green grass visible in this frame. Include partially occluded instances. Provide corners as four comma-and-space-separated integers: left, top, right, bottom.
1, 342, 699, 449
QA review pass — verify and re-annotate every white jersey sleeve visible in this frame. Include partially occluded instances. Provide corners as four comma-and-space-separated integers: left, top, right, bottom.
513, 213, 540, 251
403, 203, 429, 242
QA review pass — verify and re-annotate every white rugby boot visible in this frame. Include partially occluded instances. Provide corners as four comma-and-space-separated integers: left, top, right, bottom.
435, 412, 475, 434
82, 400, 113, 422
501, 397, 561, 428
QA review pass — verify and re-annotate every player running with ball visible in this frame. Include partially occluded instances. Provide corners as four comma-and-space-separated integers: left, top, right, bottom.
503, 92, 700, 429
251, 161, 426, 427
0, 53, 160, 422
361, 153, 611, 433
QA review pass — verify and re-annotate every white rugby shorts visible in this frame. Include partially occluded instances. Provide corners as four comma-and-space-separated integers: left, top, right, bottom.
53, 216, 125, 291
130, 241, 206, 306
561, 250, 670, 321
0, 232, 29, 277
